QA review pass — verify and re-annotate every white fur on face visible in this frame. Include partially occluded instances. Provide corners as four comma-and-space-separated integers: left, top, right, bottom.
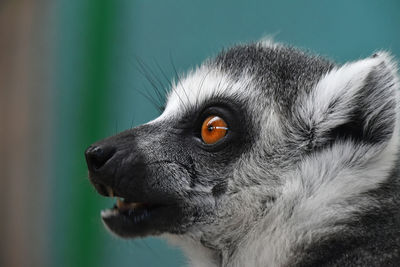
296, 52, 399, 145
151, 66, 256, 122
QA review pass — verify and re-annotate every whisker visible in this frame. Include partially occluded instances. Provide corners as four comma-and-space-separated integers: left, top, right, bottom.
127, 57, 163, 112
136, 58, 165, 109
169, 52, 189, 111
146, 58, 169, 97
153, 59, 173, 96
138, 88, 165, 113
133, 57, 168, 113
196, 67, 213, 110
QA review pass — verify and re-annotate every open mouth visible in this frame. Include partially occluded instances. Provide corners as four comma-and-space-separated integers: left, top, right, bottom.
97, 184, 172, 238
101, 196, 165, 222
102, 198, 158, 221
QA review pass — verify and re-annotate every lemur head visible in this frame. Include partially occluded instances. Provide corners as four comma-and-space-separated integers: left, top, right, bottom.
85, 42, 399, 260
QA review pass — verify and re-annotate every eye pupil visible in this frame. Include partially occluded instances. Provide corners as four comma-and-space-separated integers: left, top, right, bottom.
201, 116, 228, 144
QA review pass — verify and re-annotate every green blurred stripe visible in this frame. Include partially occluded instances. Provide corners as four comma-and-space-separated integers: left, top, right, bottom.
66, 1, 117, 266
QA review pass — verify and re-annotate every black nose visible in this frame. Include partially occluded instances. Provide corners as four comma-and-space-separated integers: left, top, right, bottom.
85, 145, 116, 172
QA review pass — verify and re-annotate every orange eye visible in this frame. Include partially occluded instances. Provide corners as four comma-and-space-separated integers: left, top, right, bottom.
201, 116, 228, 144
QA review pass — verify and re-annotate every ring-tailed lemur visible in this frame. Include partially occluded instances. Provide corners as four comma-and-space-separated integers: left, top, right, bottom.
85, 41, 400, 267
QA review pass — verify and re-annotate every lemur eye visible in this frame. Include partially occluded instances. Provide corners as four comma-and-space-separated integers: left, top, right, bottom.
201, 116, 228, 144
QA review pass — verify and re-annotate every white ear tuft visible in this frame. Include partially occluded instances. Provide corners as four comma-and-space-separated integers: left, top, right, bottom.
295, 52, 399, 148
258, 35, 281, 49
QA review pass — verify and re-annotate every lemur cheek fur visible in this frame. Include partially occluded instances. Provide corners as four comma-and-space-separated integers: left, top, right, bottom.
86, 41, 400, 267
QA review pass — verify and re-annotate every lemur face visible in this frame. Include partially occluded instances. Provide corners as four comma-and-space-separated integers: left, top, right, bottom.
85, 95, 254, 237
85, 42, 398, 249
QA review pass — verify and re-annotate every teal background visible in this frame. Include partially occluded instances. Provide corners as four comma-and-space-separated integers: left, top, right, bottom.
3, 0, 398, 266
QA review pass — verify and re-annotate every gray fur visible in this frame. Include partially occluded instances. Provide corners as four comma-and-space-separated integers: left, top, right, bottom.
86, 41, 400, 266
161, 43, 400, 266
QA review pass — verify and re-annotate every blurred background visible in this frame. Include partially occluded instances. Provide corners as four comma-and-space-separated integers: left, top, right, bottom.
1, 0, 400, 266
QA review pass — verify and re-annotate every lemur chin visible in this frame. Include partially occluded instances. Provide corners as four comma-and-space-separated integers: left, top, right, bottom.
85, 41, 400, 267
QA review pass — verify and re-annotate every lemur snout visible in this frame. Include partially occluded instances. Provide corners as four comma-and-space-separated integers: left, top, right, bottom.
85, 145, 116, 172
85, 144, 117, 197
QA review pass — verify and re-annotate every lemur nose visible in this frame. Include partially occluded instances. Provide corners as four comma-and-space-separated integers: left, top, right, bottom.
85, 145, 116, 172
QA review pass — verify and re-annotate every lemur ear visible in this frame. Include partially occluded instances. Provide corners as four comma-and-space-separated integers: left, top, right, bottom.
296, 52, 399, 148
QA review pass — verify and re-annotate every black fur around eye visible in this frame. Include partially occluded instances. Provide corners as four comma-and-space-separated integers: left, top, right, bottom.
189, 102, 252, 153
